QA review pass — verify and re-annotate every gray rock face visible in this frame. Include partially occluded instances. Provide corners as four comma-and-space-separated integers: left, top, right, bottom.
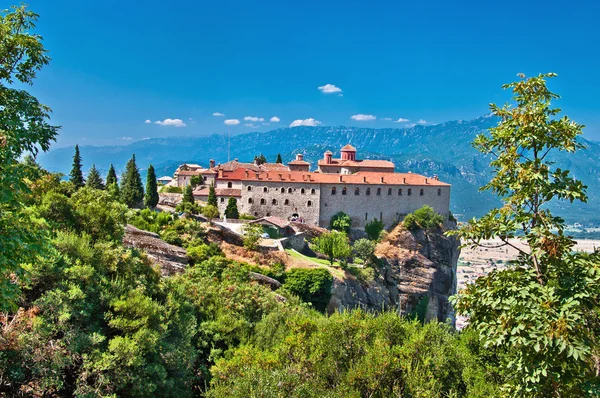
328, 223, 460, 324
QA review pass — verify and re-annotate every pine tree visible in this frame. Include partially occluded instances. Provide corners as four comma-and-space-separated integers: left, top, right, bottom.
69, 144, 85, 189
259, 153, 267, 164
182, 183, 194, 204
207, 182, 217, 207
86, 165, 104, 190
106, 164, 118, 186
120, 154, 144, 208
144, 164, 159, 208
275, 153, 282, 164
224, 197, 239, 219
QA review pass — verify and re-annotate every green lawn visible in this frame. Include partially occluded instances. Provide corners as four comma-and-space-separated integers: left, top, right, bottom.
285, 249, 345, 278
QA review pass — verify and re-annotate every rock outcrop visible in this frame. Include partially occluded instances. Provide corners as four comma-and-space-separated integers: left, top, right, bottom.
328, 223, 460, 324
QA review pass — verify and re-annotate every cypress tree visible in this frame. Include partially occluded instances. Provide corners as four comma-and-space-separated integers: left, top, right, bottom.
69, 144, 85, 189
207, 182, 217, 207
86, 165, 104, 189
144, 164, 159, 208
106, 164, 118, 186
224, 197, 239, 219
120, 154, 144, 208
275, 153, 282, 164
182, 183, 194, 204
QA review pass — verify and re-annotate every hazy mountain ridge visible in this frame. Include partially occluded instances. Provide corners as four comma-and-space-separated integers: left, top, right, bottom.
38, 116, 600, 223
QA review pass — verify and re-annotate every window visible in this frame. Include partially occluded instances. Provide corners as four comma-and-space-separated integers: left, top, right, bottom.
266, 212, 271, 216
284, 199, 289, 205
380, 212, 383, 221
288, 188, 293, 193
420, 189, 424, 196
272, 199, 278, 205
366, 188, 371, 196
227, 182, 233, 188
438, 188, 441, 196
260, 198, 266, 205
254, 212, 258, 216
376, 188, 381, 196
365, 212, 368, 221
388, 188, 392, 195
331, 187, 337, 195
342, 187, 347, 195
355, 187, 360, 195
408, 188, 412, 196
311, 188, 316, 194
247, 186, 252, 191
281, 187, 285, 194
398, 188, 402, 196
220, 197, 225, 203
263, 187, 268, 192
248, 198, 253, 204
307, 200, 312, 207
301, 188, 305, 194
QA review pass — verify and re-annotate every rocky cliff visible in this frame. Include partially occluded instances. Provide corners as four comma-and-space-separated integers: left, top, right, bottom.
327, 223, 460, 324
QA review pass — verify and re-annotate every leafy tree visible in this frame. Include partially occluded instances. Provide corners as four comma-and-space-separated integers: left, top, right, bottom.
403, 205, 444, 231
207, 182, 217, 207
353, 238, 376, 263
120, 154, 144, 208
0, 5, 59, 310
329, 211, 352, 233
85, 164, 104, 190
70, 187, 128, 243
313, 230, 352, 265
69, 144, 84, 189
450, 73, 600, 395
202, 204, 220, 219
187, 243, 222, 265
364, 218, 384, 240
242, 222, 263, 250
190, 175, 203, 187
224, 197, 239, 219
144, 164, 159, 208
275, 153, 282, 164
283, 268, 333, 312
182, 183, 194, 204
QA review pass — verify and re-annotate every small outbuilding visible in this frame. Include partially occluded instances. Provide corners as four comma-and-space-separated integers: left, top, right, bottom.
248, 216, 295, 238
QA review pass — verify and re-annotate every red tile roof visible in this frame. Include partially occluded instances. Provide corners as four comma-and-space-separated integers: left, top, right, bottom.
249, 216, 290, 229
216, 160, 290, 172
317, 158, 395, 168
341, 144, 357, 151
288, 160, 310, 165
193, 186, 242, 197
176, 170, 204, 176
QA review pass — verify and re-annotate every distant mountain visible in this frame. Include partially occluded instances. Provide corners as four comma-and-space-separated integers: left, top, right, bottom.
38, 116, 600, 223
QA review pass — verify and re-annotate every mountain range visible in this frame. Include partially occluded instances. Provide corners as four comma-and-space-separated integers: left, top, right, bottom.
38, 116, 600, 224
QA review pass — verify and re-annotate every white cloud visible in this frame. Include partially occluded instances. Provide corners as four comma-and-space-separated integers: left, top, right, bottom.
154, 118, 186, 127
244, 123, 259, 128
144, 119, 151, 124
318, 83, 342, 94
120, 136, 133, 140
269, 116, 280, 123
417, 119, 427, 124
244, 116, 265, 122
405, 123, 416, 128
394, 118, 410, 123
381, 117, 393, 121
224, 119, 240, 125
351, 114, 376, 121
213, 112, 225, 117
290, 118, 321, 127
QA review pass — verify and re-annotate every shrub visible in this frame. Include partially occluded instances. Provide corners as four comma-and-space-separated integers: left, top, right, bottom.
403, 205, 444, 231
187, 243, 222, 264
242, 223, 263, 250
329, 211, 352, 233
161, 230, 182, 246
161, 186, 183, 193
239, 213, 256, 220
312, 231, 352, 265
364, 218, 384, 241
353, 238, 376, 263
202, 204, 220, 219
283, 268, 333, 312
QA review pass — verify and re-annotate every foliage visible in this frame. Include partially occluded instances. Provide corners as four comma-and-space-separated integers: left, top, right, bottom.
175, 201, 201, 215
364, 218, 384, 240
190, 175, 203, 187
129, 208, 173, 234
70, 187, 128, 243
144, 164, 159, 208
238, 213, 256, 220
207, 183, 217, 207
450, 73, 600, 395
161, 185, 182, 193
202, 204, 219, 219
403, 205, 444, 231
254, 153, 267, 165
275, 153, 282, 163
282, 268, 333, 312
182, 183, 194, 204
312, 230, 352, 265
69, 144, 84, 189
85, 164, 104, 190
353, 238, 376, 263
187, 242, 222, 265
329, 211, 352, 233
120, 154, 144, 208
241, 222, 263, 250
224, 197, 239, 219
105, 163, 118, 186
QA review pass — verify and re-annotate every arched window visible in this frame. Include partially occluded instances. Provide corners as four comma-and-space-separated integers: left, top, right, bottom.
263, 187, 268, 192
355, 187, 360, 195
266, 212, 271, 216
307, 200, 312, 207
388, 188, 392, 195
220, 197, 225, 203
398, 188, 402, 196
284, 199, 289, 205
227, 182, 233, 188
408, 188, 412, 196
248, 198, 253, 204
366, 188, 371, 196
288, 187, 293, 193
272, 199, 278, 205
376, 188, 381, 196
437, 188, 441, 196
331, 187, 337, 195
280, 187, 285, 193
311, 188, 316, 194
254, 212, 258, 216
420, 189, 424, 196
260, 198, 266, 205
247, 186, 252, 191
342, 187, 347, 195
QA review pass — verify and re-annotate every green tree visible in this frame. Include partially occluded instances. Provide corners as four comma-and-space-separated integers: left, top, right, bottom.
353, 238, 376, 263
144, 164, 159, 208
254, 154, 267, 165
182, 183, 194, 204
190, 175, 203, 187
120, 154, 144, 208
329, 211, 352, 233
207, 182, 217, 207
450, 73, 600, 396
313, 230, 352, 265
69, 144, 84, 189
85, 164, 104, 190
275, 153, 282, 164
283, 268, 333, 312
202, 204, 220, 219
403, 205, 444, 231
224, 197, 239, 219
106, 163, 118, 186
364, 218, 384, 240
0, 5, 59, 310
242, 222, 263, 250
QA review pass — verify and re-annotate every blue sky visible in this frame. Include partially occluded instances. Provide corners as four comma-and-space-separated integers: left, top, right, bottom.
23, 0, 600, 147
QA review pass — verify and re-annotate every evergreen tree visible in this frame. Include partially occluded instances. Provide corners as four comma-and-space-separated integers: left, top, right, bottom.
106, 164, 117, 186
86, 165, 104, 190
207, 182, 217, 207
275, 153, 282, 164
182, 183, 194, 204
69, 144, 84, 189
144, 164, 159, 208
224, 197, 239, 219
259, 153, 267, 164
120, 154, 144, 208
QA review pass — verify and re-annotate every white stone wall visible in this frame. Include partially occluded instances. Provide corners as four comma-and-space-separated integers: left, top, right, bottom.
215, 180, 242, 190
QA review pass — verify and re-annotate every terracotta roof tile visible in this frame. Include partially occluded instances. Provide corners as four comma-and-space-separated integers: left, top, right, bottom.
288, 160, 310, 165
249, 216, 290, 229
193, 186, 242, 197
341, 144, 357, 151
317, 159, 395, 168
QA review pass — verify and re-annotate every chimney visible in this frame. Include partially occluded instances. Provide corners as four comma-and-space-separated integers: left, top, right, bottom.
209, 159, 215, 168
380, 176, 384, 183
296, 154, 303, 161
433, 175, 439, 181
278, 173, 283, 180
425, 178, 428, 184
218, 169, 223, 179
234, 158, 238, 162
255, 172, 259, 179
324, 151, 333, 165
363, 176, 367, 183
339, 175, 343, 182
245, 170, 249, 177
403, 177, 406, 184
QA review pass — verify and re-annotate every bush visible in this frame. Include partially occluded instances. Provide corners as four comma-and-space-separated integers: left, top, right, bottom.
187, 242, 222, 264
161, 186, 182, 193
242, 223, 263, 250
329, 211, 352, 233
202, 204, 220, 219
353, 238, 376, 263
364, 218, 384, 241
403, 205, 444, 231
70, 187, 128, 243
161, 230, 182, 246
283, 268, 333, 312
38, 191, 78, 230
175, 201, 201, 215
239, 213, 256, 220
